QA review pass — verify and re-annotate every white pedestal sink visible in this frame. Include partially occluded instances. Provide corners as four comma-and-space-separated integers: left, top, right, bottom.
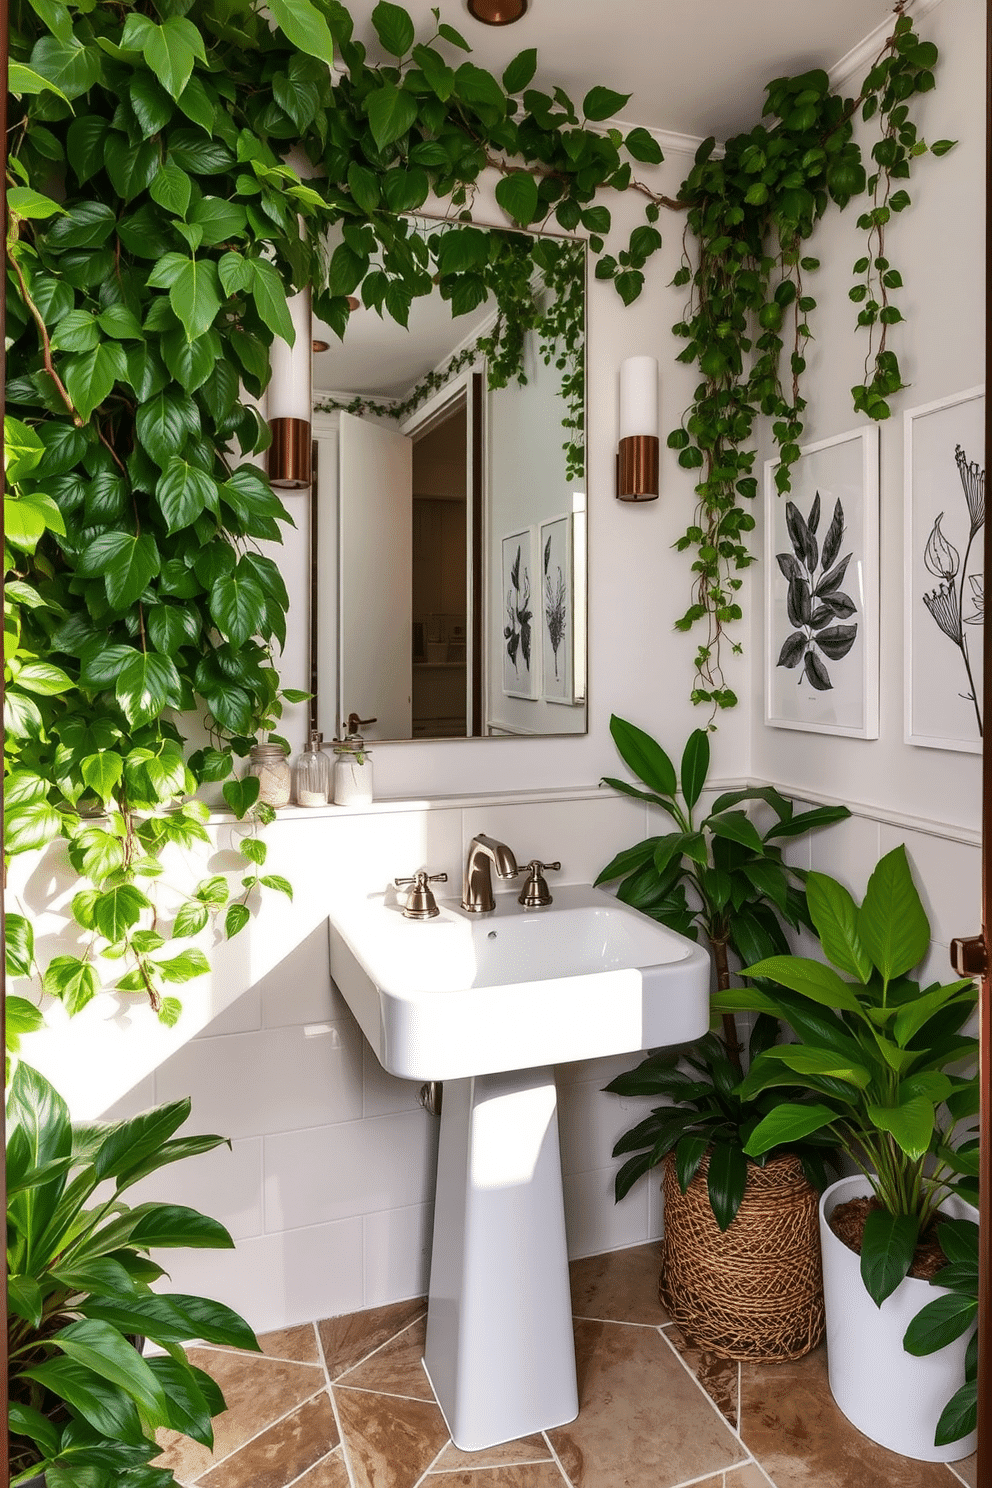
328, 883, 710, 1449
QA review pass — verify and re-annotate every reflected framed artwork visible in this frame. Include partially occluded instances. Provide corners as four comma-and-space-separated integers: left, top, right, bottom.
501, 528, 537, 699
540, 513, 573, 704
904, 385, 985, 754
764, 425, 879, 738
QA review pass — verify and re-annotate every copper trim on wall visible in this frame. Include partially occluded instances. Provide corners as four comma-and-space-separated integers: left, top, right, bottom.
616, 434, 659, 501
268, 416, 312, 490
466, 0, 527, 23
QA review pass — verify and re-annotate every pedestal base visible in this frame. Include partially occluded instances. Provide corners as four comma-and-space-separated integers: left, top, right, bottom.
424, 1066, 578, 1451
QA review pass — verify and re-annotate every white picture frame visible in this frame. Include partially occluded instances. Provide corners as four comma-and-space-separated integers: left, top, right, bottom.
500, 527, 538, 699
904, 386, 985, 754
764, 426, 879, 738
539, 513, 574, 704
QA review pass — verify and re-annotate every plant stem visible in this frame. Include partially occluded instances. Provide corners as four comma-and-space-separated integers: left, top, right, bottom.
709, 935, 742, 1072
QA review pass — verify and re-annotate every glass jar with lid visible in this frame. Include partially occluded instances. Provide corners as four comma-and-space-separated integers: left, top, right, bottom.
246, 742, 292, 809
296, 731, 332, 807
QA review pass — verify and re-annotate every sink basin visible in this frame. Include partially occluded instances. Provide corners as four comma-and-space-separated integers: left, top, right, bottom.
327, 878, 711, 1452
327, 882, 711, 1081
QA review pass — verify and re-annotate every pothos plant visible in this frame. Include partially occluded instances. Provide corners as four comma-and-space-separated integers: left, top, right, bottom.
4, 0, 949, 1043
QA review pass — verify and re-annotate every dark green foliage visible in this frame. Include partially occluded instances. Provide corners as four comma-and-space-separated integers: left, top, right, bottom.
718, 847, 980, 1307
6, 1061, 260, 1486
670, 13, 949, 714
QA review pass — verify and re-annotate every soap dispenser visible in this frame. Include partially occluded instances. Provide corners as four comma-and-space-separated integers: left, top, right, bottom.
296, 730, 332, 807
333, 713, 375, 806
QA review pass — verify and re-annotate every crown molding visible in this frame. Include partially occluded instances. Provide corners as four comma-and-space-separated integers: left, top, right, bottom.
829, 0, 948, 91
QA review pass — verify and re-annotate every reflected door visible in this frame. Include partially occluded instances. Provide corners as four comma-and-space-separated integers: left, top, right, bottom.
338, 411, 413, 739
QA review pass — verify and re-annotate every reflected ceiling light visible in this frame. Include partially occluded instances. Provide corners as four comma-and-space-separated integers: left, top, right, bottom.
345, 296, 361, 311
466, 0, 527, 24
312, 338, 330, 353
616, 355, 659, 502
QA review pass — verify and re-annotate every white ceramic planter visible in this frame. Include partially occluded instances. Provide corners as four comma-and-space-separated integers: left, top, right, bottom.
819, 1175, 977, 1462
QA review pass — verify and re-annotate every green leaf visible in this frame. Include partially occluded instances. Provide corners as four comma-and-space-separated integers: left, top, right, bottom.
156, 457, 217, 532
706, 810, 764, 855
806, 872, 873, 983
9, 60, 70, 102
903, 1291, 978, 1356
367, 84, 419, 149
503, 48, 537, 94
172, 900, 210, 938
706, 1143, 748, 1231
372, 0, 415, 55
210, 572, 266, 645
20, 1357, 146, 1445
80, 752, 123, 804
222, 775, 260, 818
53, 1318, 170, 1426
494, 170, 539, 225
764, 804, 850, 839
136, 388, 200, 467
130, 73, 173, 137
6, 996, 46, 1048
583, 85, 631, 121
64, 343, 128, 424
268, 0, 336, 65
761, 1044, 871, 1088
29, 33, 103, 100
866, 1095, 935, 1161
93, 885, 150, 942
934, 1380, 977, 1447
8, 185, 65, 219
260, 874, 293, 899
742, 955, 865, 1014
679, 729, 709, 809
249, 259, 295, 344
170, 258, 222, 341
115, 651, 182, 727
625, 126, 664, 164
608, 715, 677, 797
5, 913, 35, 977
860, 1208, 919, 1306
150, 162, 192, 218
892, 980, 976, 1049
240, 836, 267, 865
121, 14, 206, 101
104, 532, 161, 609
157, 948, 210, 983
743, 1102, 837, 1156
438, 20, 471, 50
196, 875, 230, 908
5, 800, 64, 853
225, 902, 251, 938
858, 844, 930, 982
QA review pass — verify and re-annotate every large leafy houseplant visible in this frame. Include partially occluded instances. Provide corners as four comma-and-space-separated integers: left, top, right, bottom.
598, 716, 847, 1226
903, 1217, 979, 1448
7, 1062, 260, 1487
715, 844, 979, 1306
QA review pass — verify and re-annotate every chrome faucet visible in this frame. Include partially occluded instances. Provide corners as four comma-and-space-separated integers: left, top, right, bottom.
462, 834, 519, 913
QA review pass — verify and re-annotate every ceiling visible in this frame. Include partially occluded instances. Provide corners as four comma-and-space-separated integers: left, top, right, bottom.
343, 0, 898, 139
313, 0, 901, 397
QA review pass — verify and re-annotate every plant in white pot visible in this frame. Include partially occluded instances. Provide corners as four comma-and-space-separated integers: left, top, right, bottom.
713, 844, 979, 1462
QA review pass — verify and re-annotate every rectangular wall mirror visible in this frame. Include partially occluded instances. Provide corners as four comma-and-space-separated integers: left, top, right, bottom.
311, 220, 587, 743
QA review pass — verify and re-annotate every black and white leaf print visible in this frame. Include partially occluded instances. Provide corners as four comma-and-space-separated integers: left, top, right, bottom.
775, 489, 859, 692
821, 499, 844, 572
804, 650, 832, 690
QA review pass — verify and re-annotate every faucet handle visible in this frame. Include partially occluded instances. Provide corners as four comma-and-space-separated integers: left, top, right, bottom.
395, 871, 448, 920
517, 860, 561, 908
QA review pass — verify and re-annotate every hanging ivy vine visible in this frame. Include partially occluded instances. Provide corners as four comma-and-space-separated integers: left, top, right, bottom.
4, 0, 948, 1040
666, 6, 952, 711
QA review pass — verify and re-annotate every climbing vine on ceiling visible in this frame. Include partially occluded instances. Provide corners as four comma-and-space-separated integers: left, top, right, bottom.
4, 0, 946, 1038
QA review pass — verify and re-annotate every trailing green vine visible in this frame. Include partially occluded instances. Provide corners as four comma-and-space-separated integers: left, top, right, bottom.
4, 0, 950, 1045
667, 6, 953, 712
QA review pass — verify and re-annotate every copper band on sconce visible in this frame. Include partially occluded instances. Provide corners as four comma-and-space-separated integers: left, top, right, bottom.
467, 0, 527, 22
616, 434, 659, 501
268, 417, 312, 490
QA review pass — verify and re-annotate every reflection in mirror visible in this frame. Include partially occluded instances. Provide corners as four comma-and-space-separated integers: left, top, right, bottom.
311, 220, 586, 743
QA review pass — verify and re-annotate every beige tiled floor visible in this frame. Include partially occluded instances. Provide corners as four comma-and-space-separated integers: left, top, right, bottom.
157, 1243, 978, 1488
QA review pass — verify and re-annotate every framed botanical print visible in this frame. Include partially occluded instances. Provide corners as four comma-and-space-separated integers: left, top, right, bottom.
764, 425, 880, 738
904, 386, 985, 753
539, 513, 574, 704
501, 528, 537, 699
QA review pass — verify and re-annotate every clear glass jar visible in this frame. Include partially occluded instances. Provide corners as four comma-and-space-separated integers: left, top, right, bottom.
333, 745, 373, 806
246, 743, 292, 809
296, 732, 332, 807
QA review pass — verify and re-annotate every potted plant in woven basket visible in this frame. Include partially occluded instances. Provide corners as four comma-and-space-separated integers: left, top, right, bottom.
599, 718, 847, 1360
7, 1061, 261, 1487
717, 845, 979, 1462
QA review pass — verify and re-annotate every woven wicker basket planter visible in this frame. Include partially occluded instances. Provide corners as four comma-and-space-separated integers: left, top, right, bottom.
659, 1150, 824, 1362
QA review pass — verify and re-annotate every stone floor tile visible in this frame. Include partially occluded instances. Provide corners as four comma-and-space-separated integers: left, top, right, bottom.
725, 1464, 776, 1487
427, 1468, 566, 1487
431, 1433, 553, 1471
949, 1453, 977, 1488
155, 1348, 326, 1484
739, 1345, 965, 1488
569, 1242, 670, 1325
664, 1323, 739, 1429
318, 1298, 425, 1381
334, 1380, 450, 1488
255, 1322, 321, 1364
547, 1318, 746, 1487
292, 1448, 353, 1487
335, 1315, 434, 1400
198, 1391, 338, 1488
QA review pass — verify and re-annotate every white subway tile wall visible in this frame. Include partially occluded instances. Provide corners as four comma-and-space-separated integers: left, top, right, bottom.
98, 794, 977, 1333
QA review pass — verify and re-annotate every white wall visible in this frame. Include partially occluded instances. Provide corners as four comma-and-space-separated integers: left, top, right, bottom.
749, 0, 983, 938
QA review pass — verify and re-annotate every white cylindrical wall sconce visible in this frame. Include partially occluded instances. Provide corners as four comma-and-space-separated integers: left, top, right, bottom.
267, 286, 312, 490
616, 354, 659, 502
